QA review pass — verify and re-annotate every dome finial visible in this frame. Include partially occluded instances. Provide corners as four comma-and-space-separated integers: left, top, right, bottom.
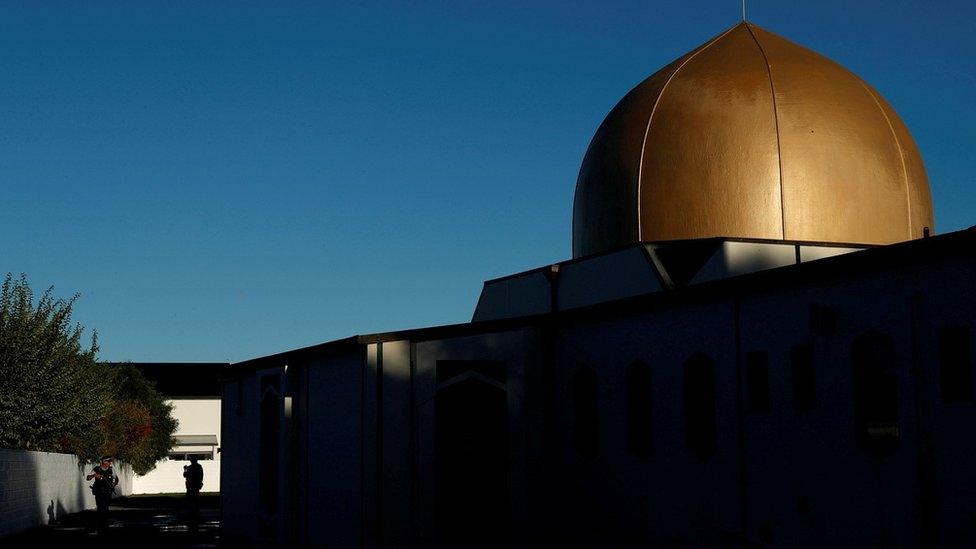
741, 0, 747, 22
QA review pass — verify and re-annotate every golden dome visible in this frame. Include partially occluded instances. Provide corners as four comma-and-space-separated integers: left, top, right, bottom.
572, 22, 934, 258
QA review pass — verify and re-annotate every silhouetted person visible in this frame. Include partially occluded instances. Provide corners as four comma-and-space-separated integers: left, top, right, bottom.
183, 455, 204, 523
86, 456, 118, 531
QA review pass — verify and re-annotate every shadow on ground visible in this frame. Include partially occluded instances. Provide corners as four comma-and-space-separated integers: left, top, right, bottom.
5, 493, 221, 548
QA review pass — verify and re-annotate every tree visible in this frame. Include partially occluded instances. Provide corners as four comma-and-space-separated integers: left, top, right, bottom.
0, 273, 108, 450
73, 363, 179, 475
0, 273, 176, 474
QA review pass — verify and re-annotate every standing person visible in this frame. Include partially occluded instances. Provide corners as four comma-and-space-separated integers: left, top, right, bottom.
183, 455, 204, 521
86, 456, 118, 531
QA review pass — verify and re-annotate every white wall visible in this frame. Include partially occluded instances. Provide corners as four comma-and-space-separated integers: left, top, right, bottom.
131, 398, 221, 495
0, 449, 133, 538
131, 459, 220, 495
169, 398, 222, 441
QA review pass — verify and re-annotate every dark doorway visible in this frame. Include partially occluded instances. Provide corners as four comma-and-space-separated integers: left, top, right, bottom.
435, 376, 510, 549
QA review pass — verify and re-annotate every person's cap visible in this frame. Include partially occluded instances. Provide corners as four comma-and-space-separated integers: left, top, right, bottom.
99, 455, 113, 462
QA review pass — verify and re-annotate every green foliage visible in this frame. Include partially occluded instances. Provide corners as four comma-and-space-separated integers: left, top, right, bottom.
0, 273, 176, 474
74, 363, 179, 475
0, 273, 108, 450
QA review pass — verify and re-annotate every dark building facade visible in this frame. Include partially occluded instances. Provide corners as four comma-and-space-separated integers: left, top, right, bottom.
219, 22, 973, 548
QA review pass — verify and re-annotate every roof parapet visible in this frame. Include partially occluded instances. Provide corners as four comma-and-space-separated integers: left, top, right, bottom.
473, 238, 866, 322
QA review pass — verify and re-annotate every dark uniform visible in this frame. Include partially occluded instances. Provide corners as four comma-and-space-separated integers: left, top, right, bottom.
183, 457, 204, 519
90, 463, 118, 527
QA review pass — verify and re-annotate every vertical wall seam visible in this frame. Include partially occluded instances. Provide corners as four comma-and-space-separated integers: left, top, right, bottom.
360, 348, 366, 549
304, 365, 310, 545
745, 23, 787, 240
636, 24, 739, 241
858, 81, 914, 240
408, 342, 418, 548
376, 342, 384, 548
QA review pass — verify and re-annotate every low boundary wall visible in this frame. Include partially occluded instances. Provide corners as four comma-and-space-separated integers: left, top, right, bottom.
0, 448, 133, 538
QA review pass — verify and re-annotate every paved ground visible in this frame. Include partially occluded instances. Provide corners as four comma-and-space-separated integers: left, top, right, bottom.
4, 494, 222, 548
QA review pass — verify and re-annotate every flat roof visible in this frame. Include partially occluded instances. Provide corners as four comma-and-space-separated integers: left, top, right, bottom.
105, 362, 230, 397
228, 227, 976, 374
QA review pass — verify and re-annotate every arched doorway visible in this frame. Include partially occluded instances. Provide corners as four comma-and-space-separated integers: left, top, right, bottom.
434, 361, 510, 549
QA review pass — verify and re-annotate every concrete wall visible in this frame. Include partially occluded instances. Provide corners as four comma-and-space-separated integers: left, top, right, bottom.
555, 301, 742, 547
304, 352, 364, 548
546, 252, 976, 547
736, 255, 976, 548
738, 266, 920, 546
0, 449, 133, 538
474, 271, 551, 321
220, 371, 261, 547
558, 246, 661, 310
899, 258, 976, 548
169, 398, 222, 442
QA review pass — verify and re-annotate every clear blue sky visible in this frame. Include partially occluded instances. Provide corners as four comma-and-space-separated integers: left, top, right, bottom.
1, 1, 973, 362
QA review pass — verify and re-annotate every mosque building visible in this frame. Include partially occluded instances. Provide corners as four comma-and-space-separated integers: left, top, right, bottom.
220, 22, 975, 547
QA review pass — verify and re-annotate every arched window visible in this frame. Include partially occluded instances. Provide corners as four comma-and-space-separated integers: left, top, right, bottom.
684, 353, 717, 459
574, 368, 598, 459
852, 331, 899, 458
625, 361, 653, 457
